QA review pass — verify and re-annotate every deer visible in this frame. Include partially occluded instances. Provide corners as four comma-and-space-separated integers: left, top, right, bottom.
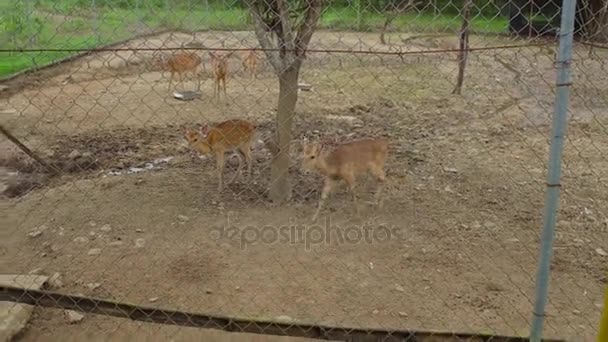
209, 51, 233, 101
182, 119, 256, 192
300, 137, 389, 222
155, 51, 203, 92
241, 49, 259, 78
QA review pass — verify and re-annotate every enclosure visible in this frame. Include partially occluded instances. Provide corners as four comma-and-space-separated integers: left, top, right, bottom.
1, 0, 607, 341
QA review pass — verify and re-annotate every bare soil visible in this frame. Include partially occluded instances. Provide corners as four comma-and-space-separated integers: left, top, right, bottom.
1, 30, 607, 342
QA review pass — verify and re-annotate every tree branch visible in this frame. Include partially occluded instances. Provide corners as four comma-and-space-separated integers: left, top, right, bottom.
244, 0, 283, 72
295, 0, 324, 59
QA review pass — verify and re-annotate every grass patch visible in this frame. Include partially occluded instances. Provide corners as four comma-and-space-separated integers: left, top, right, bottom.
1, 3, 509, 78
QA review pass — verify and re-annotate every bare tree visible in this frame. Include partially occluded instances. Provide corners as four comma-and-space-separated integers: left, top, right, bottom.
245, 0, 325, 203
452, 0, 472, 95
380, 0, 419, 45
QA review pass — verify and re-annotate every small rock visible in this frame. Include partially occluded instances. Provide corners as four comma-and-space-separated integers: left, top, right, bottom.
28, 268, 43, 274
135, 229, 144, 233
64, 310, 84, 324
572, 309, 581, 315
506, 238, 519, 243
89, 231, 96, 236
28, 230, 43, 238
205, 288, 213, 294
369, 262, 374, 270
177, 215, 189, 222
275, 315, 293, 322
372, 309, 379, 314
135, 238, 145, 248
149, 297, 159, 302
68, 150, 82, 160
73, 237, 88, 243
484, 221, 496, 229
86, 283, 101, 291
596, 248, 607, 256
394, 284, 405, 292
444, 167, 458, 174
99, 224, 112, 232
398, 312, 408, 317
87, 248, 102, 256
49, 272, 63, 288
81, 151, 93, 158
108, 240, 124, 247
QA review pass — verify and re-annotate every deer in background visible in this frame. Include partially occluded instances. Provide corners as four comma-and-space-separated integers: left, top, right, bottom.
182, 119, 256, 192
209, 51, 233, 101
155, 51, 203, 92
300, 137, 389, 222
241, 49, 259, 78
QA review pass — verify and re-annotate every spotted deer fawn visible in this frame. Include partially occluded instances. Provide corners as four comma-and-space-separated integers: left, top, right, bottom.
209, 51, 233, 101
300, 138, 389, 222
156, 51, 202, 92
182, 119, 256, 192
241, 49, 259, 78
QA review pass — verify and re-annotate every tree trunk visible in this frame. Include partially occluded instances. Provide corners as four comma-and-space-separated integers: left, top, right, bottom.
452, 0, 472, 95
269, 66, 300, 203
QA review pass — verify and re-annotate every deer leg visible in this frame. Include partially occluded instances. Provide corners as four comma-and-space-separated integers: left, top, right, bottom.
239, 145, 253, 180
227, 151, 243, 185
312, 178, 336, 223
168, 72, 173, 92
370, 165, 387, 209
343, 173, 360, 216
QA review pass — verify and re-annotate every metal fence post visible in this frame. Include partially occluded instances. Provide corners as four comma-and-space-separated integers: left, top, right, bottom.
529, 0, 578, 341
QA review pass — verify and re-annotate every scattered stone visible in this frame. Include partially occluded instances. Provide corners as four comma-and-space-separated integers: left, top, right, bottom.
86, 283, 101, 291
204, 288, 213, 294
89, 231, 96, 236
177, 215, 189, 223
108, 240, 124, 247
67, 150, 82, 160
398, 312, 408, 317
64, 310, 84, 324
73, 237, 88, 243
506, 238, 519, 243
596, 248, 607, 256
48, 272, 63, 288
572, 309, 581, 315
484, 221, 496, 229
372, 309, 379, 314
135, 229, 144, 233
28, 225, 47, 238
394, 284, 405, 292
444, 167, 459, 174
135, 238, 145, 248
275, 315, 293, 322
28, 268, 43, 275
99, 224, 112, 232
149, 297, 159, 303
87, 248, 101, 256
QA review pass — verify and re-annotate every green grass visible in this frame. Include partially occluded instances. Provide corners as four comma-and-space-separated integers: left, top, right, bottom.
0, 4, 509, 79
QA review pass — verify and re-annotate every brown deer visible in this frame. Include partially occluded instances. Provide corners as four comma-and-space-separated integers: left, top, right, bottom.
156, 51, 203, 92
182, 119, 256, 192
300, 138, 389, 222
241, 49, 259, 78
209, 51, 233, 101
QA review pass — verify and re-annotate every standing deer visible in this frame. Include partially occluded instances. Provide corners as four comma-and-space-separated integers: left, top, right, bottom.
156, 51, 203, 92
300, 138, 389, 222
182, 119, 256, 192
241, 49, 259, 78
209, 51, 233, 101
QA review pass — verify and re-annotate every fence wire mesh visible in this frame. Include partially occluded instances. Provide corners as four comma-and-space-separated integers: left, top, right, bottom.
1, 0, 607, 341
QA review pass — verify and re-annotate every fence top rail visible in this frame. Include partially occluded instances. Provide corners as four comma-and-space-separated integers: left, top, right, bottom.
1, 285, 566, 342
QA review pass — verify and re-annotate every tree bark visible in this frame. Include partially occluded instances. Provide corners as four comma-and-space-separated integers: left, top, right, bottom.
269, 65, 300, 203
452, 0, 472, 95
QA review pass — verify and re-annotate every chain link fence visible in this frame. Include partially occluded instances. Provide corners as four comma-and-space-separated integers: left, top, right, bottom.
1, 0, 607, 341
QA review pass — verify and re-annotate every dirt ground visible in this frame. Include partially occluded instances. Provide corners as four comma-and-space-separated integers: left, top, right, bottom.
1, 30, 607, 342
